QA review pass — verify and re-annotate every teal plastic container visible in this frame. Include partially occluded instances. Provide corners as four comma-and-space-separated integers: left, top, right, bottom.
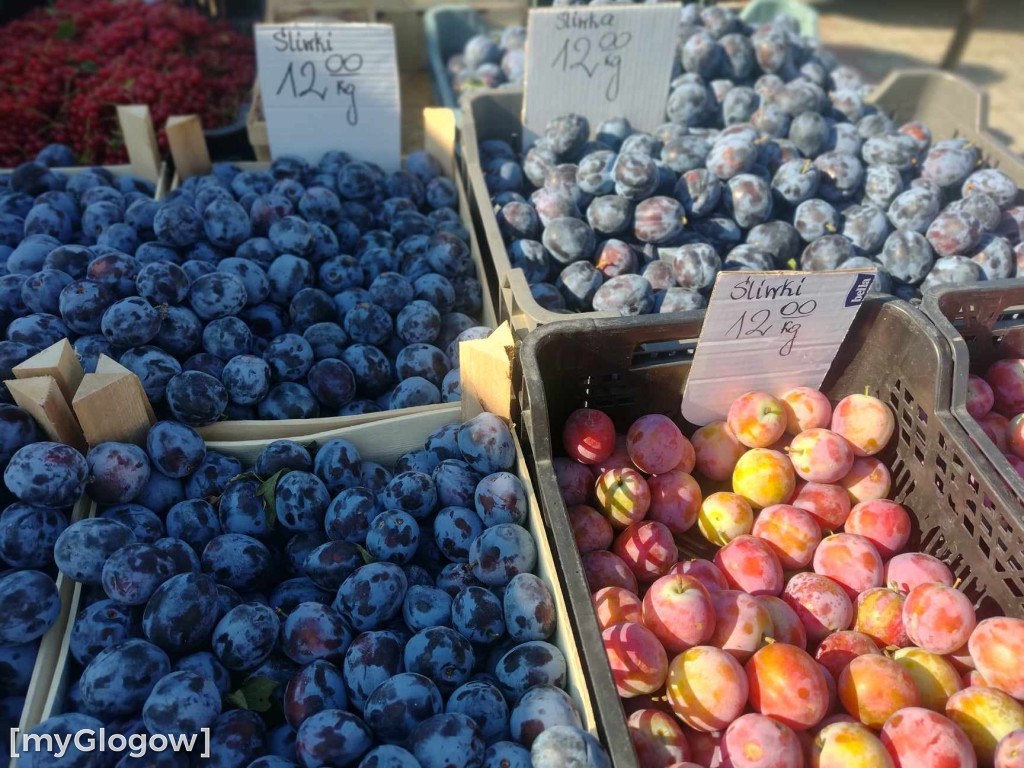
424, 4, 490, 111
740, 0, 819, 38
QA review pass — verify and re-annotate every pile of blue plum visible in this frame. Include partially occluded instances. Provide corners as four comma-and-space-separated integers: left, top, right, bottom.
0, 148, 491, 425
447, 28, 525, 98
11, 413, 609, 768
479, 7, 1024, 316
0, 403, 61, 748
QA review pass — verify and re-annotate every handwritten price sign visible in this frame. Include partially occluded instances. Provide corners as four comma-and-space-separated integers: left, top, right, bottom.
681, 270, 876, 426
522, 5, 677, 148
255, 23, 400, 170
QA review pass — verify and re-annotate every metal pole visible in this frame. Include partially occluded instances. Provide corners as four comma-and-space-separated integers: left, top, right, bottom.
940, 0, 989, 70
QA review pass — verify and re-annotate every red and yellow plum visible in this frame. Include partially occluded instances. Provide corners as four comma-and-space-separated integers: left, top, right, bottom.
710, 590, 773, 661
667, 646, 749, 732
647, 471, 701, 537
594, 586, 643, 629
791, 481, 852, 530
839, 655, 920, 729
627, 415, 688, 475
727, 392, 787, 449
698, 492, 754, 546
642, 573, 716, 652
783, 572, 854, 644
746, 642, 830, 731
613, 521, 678, 583
781, 387, 833, 435
595, 468, 651, 529
813, 533, 884, 599
732, 449, 795, 509
563, 408, 616, 465
713, 535, 784, 596
839, 457, 892, 505
602, 622, 668, 698
787, 429, 854, 484
903, 583, 976, 656
845, 500, 910, 559
692, 422, 746, 482
752, 504, 821, 570
830, 394, 894, 457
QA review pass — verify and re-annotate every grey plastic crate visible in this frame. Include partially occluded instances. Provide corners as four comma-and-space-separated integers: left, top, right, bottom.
424, 5, 491, 110
740, 0, 818, 38
923, 281, 1024, 507
461, 69, 1024, 337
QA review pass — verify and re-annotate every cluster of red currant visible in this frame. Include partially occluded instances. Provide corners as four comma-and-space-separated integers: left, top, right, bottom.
0, 0, 254, 167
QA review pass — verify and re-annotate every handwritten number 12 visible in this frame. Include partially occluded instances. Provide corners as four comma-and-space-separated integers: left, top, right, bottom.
550, 32, 629, 104
276, 61, 327, 101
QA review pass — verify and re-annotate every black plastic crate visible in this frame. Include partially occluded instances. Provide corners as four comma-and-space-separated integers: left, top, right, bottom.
518, 296, 1024, 768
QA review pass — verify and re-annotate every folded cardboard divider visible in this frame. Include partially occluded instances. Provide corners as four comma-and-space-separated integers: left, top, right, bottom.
5, 341, 156, 450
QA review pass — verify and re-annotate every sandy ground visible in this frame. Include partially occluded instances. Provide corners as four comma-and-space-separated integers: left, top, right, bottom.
811, 0, 1023, 149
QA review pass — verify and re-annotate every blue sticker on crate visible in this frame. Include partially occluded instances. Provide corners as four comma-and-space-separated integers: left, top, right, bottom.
845, 274, 875, 307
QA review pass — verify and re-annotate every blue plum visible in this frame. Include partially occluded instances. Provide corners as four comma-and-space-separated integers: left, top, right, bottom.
364, 672, 444, 746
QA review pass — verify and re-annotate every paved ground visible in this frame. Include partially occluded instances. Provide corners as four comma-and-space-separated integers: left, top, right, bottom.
810, 0, 1023, 150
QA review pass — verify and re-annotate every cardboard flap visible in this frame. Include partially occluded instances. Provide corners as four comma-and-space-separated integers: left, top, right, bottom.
166, 115, 212, 180
13, 339, 83, 404
423, 106, 457, 177
460, 322, 516, 422
116, 105, 163, 184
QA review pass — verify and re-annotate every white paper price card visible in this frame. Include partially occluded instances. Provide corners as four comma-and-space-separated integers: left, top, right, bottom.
522, 4, 678, 148
681, 270, 876, 426
255, 23, 401, 170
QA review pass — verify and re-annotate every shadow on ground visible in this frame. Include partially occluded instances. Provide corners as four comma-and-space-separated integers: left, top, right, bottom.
827, 43, 1005, 88
809, 0, 1024, 33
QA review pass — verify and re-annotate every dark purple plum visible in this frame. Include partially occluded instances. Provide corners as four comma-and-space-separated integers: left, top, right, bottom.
282, 601, 354, 666
334, 562, 407, 632
364, 672, 444, 745
303, 540, 363, 590
404, 585, 454, 631
469, 524, 536, 587
201, 533, 273, 592
5, 441, 87, 508
142, 669, 221, 738
927, 207, 984, 256
79, 638, 171, 718
0, 503, 66, 569
0, 570, 60, 643
212, 602, 279, 671
503, 572, 556, 642
474, 471, 527, 527
325, 488, 378, 544
510, 685, 581, 747
342, 630, 405, 712
531, 726, 609, 768
404, 626, 475, 695
794, 199, 840, 242
86, 441, 150, 505
54, 517, 136, 583
69, 599, 134, 667
880, 230, 934, 285
409, 712, 485, 768
452, 586, 504, 644
315, 438, 362, 495
366, 510, 420, 565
